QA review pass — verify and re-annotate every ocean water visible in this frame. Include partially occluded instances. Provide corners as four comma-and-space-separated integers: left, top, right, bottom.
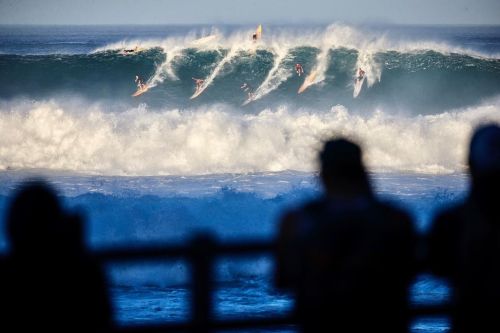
0, 24, 500, 331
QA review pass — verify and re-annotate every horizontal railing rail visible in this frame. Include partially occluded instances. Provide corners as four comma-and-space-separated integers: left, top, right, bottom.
1, 235, 451, 332
94, 235, 451, 332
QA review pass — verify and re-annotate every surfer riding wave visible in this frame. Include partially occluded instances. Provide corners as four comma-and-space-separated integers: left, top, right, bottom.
135, 75, 146, 90
356, 68, 365, 82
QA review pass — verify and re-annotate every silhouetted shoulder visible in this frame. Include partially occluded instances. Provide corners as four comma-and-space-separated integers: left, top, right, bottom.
275, 199, 324, 289
278, 199, 326, 235
428, 199, 478, 277
377, 199, 413, 221
379, 200, 416, 237
379, 199, 411, 217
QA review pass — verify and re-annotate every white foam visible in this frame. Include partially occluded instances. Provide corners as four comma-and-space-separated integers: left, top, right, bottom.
93, 24, 499, 60
1, 98, 499, 176
191, 47, 239, 97
248, 45, 292, 103
147, 46, 183, 86
147, 32, 225, 87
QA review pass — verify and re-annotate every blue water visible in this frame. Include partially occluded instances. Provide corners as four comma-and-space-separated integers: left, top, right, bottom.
0, 171, 466, 331
0, 24, 499, 331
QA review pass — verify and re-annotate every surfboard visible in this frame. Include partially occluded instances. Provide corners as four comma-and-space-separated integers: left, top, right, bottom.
132, 85, 149, 97
353, 76, 365, 98
242, 95, 255, 106
120, 47, 144, 55
190, 83, 209, 99
298, 71, 317, 94
255, 25, 262, 39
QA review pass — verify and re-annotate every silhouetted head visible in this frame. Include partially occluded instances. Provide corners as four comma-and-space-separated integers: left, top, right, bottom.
6, 180, 82, 257
469, 124, 500, 199
319, 138, 372, 197
469, 124, 500, 175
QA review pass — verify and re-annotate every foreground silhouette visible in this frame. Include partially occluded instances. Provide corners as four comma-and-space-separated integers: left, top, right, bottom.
0, 181, 112, 332
428, 124, 500, 333
276, 138, 417, 333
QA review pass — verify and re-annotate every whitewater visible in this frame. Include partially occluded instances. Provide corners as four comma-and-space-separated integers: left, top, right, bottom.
1, 99, 500, 175
0, 23, 499, 331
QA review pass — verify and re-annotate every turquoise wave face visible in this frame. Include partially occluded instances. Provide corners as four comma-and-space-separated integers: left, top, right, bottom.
1, 47, 499, 114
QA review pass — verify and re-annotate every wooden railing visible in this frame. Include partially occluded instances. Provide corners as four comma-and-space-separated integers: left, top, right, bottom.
95, 234, 450, 332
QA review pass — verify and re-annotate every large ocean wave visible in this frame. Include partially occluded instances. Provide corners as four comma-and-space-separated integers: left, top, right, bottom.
1, 25, 499, 113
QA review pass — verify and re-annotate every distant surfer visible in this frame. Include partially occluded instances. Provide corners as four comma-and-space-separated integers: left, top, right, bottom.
252, 25, 261, 42
241, 82, 254, 99
192, 77, 205, 91
123, 46, 139, 54
353, 68, 366, 98
135, 75, 146, 90
295, 63, 304, 77
356, 68, 366, 82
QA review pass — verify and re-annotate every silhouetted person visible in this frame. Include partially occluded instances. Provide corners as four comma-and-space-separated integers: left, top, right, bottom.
276, 138, 416, 333
428, 124, 500, 333
0, 181, 112, 332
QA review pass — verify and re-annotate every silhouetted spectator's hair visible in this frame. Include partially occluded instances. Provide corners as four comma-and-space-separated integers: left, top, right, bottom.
6, 180, 65, 254
319, 138, 371, 195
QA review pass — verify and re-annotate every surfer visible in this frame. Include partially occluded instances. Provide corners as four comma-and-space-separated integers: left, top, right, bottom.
192, 77, 205, 91
123, 46, 139, 54
241, 82, 254, 99
251, 25, 262, 45
295, 63, 304, 77
356, 68, 366, 82
135, 75, 146, 90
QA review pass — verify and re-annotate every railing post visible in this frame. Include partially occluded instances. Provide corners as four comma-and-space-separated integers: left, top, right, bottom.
190, 233, 215, 333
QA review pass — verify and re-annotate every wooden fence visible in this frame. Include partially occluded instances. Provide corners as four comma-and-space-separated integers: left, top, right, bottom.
96, 234, 450, 332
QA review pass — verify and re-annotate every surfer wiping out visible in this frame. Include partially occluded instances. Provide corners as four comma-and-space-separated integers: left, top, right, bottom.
295, 63, 304, 77
192, 77, 205, 91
